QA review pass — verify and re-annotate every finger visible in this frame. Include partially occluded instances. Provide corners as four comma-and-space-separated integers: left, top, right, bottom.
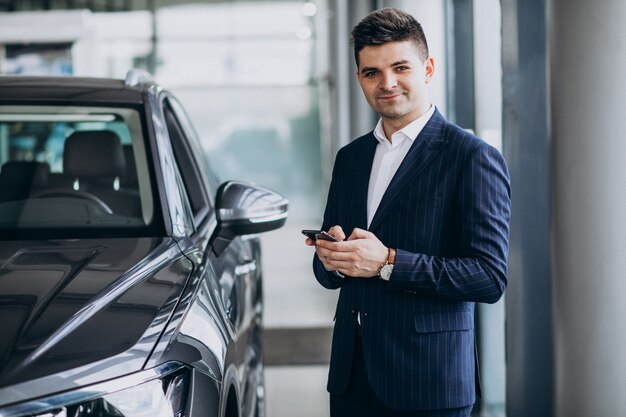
319, 256, 332, 269
315, 239, 343, 250
325, 249, 357, 262
347, 228, 373, 241
327, 259, 353, 272
315, 246, 328, 258
321, 255, 348, 273
305, 238, 315, 246
317, 240, 352, 253
315, 244, 337, 258
328, 225, 346, 241
317, 239, 360, 253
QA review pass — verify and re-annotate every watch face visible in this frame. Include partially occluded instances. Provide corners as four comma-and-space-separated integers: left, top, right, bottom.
380, 264, 393, 281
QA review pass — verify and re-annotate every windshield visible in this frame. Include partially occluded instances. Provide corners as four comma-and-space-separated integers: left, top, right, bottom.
0, 104, 163, 239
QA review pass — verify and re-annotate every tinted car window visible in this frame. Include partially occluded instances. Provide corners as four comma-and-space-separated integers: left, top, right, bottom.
0, 105, 162, 238
163, 99, 212, 226
165, 97, 220, 203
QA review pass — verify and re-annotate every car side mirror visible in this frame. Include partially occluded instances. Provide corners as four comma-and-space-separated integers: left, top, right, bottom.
210, 180, 289, 256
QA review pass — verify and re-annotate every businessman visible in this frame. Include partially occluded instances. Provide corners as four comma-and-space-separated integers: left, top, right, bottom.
306, 8, 511, 417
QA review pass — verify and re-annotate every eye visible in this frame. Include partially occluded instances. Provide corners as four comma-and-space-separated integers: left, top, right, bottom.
362, 70, 378, 78
395, 66, 410, 72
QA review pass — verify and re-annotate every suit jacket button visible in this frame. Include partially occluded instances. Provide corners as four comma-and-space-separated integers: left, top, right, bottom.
351, 309, 356, 315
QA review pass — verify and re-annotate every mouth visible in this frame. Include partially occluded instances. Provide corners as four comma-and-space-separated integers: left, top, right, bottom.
377, 93, 403, 101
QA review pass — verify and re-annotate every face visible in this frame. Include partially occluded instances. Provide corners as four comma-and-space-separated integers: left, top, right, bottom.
356, 41, 434, 130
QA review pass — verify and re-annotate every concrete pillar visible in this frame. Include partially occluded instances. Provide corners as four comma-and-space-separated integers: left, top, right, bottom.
501, 0, 553, 416
473, 2, 505, 412
552, 1, 626, 415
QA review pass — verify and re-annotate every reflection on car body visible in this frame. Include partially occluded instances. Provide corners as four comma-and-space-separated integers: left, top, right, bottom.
0, 70, 288, 417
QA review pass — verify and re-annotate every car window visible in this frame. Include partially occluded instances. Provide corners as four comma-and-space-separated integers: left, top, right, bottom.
165, 97, 220, 203
163, 99, 211, 225
0, 104, 163, 239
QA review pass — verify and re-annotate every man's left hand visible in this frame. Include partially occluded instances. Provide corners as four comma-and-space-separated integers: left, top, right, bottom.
315, 228, 388, 277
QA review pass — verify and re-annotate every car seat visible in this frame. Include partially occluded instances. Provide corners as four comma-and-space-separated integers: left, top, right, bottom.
0, 161, 50, 202
62, 130, 141, 217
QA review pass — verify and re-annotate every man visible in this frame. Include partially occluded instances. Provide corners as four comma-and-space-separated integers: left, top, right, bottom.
305, 7, 511, 417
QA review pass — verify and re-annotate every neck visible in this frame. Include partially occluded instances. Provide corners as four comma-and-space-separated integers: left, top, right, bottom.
381, 104, 432, 140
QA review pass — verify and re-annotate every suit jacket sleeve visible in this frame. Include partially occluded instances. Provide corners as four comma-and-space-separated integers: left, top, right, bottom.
312, 149, 345, 290
391, 141, 511, 304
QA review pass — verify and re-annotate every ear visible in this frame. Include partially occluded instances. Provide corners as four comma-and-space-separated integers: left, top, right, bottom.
424, 57, 435, 83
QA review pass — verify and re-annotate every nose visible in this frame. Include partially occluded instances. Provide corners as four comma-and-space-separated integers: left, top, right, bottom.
380, 71, 398, 91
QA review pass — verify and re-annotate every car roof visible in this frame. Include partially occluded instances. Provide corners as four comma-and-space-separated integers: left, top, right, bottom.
0, 75, 152, 105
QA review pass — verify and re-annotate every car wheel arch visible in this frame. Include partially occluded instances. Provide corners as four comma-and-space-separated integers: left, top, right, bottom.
224, 386, 239, 417
220, 363, 242, 417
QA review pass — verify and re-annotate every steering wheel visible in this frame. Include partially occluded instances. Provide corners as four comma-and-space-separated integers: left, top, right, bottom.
33, 189, 114, 214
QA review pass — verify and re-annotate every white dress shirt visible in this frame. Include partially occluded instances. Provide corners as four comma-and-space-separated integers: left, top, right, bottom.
367, 105, 436, 228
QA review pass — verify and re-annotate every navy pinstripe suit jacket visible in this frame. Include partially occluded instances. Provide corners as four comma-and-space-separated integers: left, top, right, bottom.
313, 109, 511, 411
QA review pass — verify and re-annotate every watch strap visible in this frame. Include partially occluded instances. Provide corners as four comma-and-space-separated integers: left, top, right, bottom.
378, 247, 396, 279
388, 248, 396, 265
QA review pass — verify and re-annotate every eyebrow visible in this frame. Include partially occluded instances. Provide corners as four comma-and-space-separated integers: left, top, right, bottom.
359, 60, 412, 74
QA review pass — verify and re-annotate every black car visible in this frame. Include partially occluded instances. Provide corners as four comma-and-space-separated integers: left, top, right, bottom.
0, 71, 288, 417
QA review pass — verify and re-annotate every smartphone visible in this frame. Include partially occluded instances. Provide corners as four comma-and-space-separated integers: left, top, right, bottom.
301, 229, 340, 242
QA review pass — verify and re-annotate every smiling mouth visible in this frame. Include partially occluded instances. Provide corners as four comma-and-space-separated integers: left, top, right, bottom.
378, 93, 403, 100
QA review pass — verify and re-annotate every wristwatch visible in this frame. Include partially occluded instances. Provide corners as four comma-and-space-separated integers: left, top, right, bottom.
378, 248, 396, 281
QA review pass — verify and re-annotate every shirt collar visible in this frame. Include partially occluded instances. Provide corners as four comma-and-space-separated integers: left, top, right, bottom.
373, 105, 436, 146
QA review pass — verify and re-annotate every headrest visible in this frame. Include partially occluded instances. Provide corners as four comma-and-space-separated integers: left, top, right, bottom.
63, 130, 126, 178
0, 161, 50, 188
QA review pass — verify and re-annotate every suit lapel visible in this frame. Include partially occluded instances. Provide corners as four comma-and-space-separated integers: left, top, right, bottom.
368, 109, 449, 232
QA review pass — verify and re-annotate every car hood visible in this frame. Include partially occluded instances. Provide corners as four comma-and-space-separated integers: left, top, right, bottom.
0, 237, 191, 390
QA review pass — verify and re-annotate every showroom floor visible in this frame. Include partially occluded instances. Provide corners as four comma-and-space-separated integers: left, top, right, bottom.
266, 366, 330, 417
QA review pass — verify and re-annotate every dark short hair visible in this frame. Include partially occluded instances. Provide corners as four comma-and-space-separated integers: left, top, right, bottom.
351, 8, 429, 67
